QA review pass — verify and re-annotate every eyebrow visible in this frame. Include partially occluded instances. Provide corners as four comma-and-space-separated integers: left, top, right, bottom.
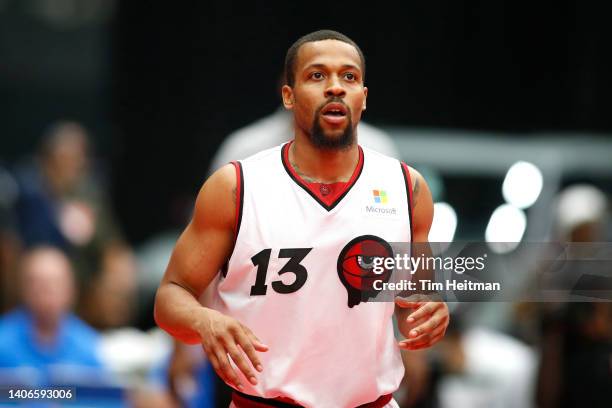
303, 63, 362, 72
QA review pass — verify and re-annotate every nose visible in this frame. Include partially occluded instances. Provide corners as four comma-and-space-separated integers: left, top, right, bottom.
324, 75, 346, 98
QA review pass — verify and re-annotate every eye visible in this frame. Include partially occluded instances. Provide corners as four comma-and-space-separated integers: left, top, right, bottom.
344, 72, 356, 81
310, 72, 324, 80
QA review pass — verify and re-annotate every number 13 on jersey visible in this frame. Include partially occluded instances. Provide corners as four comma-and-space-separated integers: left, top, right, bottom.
249, 248, 313, 296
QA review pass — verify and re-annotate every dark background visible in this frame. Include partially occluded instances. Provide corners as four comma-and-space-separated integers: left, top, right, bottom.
2, 1, 611, 243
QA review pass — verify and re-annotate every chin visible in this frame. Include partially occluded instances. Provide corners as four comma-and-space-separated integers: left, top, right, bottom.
310, 114, 354, 149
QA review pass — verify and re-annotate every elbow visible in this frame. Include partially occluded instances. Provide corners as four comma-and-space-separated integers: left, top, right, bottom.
153, 285, 201, 345
152, 288, 167, 332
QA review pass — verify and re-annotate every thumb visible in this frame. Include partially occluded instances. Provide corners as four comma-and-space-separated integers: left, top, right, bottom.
394, 297, 420, 309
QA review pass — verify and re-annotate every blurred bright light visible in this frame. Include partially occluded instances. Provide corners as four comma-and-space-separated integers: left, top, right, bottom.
502, 161, 543, 209
429, 202, 457, 243
485, 204, 527, 253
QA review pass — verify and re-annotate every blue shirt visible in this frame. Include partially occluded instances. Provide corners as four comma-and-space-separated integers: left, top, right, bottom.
0, 308, 103, 387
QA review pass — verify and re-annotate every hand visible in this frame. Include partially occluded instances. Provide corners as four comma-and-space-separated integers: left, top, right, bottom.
395, 296, 449, 350
198, 308, 268, 390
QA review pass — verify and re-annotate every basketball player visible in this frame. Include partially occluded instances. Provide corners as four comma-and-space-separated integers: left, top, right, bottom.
155, 30, 449, 408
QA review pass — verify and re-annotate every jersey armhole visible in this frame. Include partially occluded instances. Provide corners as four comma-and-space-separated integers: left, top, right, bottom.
222, 161, 244, 278
400, 162, 414, 240
230, 161, 244, 239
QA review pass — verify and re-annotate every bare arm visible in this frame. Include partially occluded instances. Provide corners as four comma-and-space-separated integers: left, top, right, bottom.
154, 164, 267, 390
394, 167, 450, 349
154, 164, 236, 342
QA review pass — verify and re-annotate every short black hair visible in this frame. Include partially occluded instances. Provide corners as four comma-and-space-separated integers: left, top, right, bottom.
284, 29, 365, 87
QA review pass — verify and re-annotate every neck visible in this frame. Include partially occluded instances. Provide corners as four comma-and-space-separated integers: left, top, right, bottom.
41, 162, 67, 195
33, 315, 60, 345
290, 133, 359, 184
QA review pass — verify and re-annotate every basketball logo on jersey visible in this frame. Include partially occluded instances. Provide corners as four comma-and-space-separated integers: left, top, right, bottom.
337, 235, 394, 308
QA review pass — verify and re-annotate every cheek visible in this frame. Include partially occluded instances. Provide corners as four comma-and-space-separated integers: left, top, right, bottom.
350, 102, 365, 122
347, 92, 365, 114
294, 97, 318, 123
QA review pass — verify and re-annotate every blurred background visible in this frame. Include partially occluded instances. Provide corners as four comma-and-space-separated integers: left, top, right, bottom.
0, 0, 610, 407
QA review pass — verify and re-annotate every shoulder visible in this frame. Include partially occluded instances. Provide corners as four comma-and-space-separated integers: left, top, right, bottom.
191, 163, 238, 233
402, 165, 426, 194
196, 163, 237, 205
0, 308, 29, 338
0, 309, 30, 365
64, 314, 101, 342
401, 165, 434, 238
62, 314, 104, 366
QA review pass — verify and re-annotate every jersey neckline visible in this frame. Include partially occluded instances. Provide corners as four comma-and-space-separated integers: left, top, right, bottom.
280, 141, 365, 211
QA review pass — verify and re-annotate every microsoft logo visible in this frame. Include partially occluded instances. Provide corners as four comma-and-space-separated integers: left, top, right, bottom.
372, 190, 388, 204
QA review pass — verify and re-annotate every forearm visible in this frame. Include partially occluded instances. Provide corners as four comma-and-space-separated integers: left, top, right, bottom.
154, 281, 211, 344
394, 169, 449, 349
395, 241, 435, 338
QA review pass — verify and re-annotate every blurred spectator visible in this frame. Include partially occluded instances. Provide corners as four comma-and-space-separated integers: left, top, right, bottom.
535, 184, 611, 408
148, 341, 216, 408
0, 163, 21, 312
398, 316, 536, 408
80, 243, 138, 329
0, 246, 106, 386
14, 121, 118, 252
554, 184, 609, 242
12, 121, 137, 328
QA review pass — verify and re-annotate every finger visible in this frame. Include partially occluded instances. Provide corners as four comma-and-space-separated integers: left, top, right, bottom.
399, 333, 444, 350
207, 350, 229, 385
399, 331, 445, 350
242, 326, 269, 352
395, 294, 430, 307
201, 341, 215, 365
407, 311, 446, 338
400, 314, 429, 338
235, 329, 264, 372
399, 325, 446, 348
407, 302, 441, 324
207, 353, 231, 387
394, 297, 422, 309
214, 348, 243, 390
224, 340, 258, 385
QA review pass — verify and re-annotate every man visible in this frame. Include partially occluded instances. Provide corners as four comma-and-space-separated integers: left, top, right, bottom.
155, 30, 449, 408
167, 71, 402, 408
0, 246, 105, 386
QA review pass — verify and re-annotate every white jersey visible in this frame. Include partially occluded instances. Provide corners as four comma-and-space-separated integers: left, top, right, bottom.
211, 142, 414, 408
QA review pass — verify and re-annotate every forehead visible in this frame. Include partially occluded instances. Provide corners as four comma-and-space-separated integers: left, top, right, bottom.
23, 251, 71, 281
295, 39, 362, 71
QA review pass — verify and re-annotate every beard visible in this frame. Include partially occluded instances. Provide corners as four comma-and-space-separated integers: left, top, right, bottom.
309, 100, 355, 150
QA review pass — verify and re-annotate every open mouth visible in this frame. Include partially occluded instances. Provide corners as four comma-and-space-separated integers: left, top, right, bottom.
321, 102, 348, 118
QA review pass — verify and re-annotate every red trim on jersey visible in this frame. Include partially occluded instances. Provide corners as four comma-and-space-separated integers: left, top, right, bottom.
281, 141, 364, 210
232, 391, 392, 408
401, 162, 414, 239
230, 161, 243, 238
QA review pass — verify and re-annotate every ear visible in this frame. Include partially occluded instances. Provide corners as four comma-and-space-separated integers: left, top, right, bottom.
362, 86, 368, 111
282, 85, 295, 110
